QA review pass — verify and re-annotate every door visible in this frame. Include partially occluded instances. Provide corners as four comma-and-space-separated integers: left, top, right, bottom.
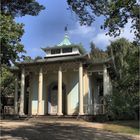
51, 89, 58, 114
48, 82, 66, 115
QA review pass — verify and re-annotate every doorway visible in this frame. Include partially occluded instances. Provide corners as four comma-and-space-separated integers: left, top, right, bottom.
48, 82, 66, 115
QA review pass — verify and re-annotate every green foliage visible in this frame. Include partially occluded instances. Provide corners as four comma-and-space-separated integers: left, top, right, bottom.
22, 56, 33, 62
105, 92, 139, 120
105, 38, 139, 120
74, 44, 86, 54
90, 42, 108, 62
1, 14, 25, 65
1, 66, 15, 96
1, 1, 45, 100
1, 0, 45, 17
67, 0, 140, 41
1, 0, 45, 66
34, 56, 43, 61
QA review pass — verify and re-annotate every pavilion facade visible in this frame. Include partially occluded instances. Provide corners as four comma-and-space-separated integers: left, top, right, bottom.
13, 34, 112, 116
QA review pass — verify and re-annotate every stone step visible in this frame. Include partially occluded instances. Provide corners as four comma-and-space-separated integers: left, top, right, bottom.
1, 114, 95, 122
28, 115, 95, 122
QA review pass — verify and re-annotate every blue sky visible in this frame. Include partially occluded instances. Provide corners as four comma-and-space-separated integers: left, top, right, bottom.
15, 0, 134, 58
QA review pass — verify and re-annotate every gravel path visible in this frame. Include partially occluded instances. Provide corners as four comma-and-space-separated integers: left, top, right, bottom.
0, 119, 139, 140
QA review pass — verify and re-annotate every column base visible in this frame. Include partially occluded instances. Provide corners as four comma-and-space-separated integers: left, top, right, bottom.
19, 112, 25, 116
79, 112, 84, 115
57, 112, 63, 116
37, 113, 44, 116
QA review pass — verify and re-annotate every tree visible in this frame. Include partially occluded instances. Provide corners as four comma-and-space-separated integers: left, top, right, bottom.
34, 56, 43, 61
67, 0, 140, 42
90, 42, 108, 61
1, 0, 45, 66
1, 0, 45, 17
107, 38, 132, 79
105, 38, 139, 120
1, 66, 15, 97
1, 14, 25, 66
0, 1, 45, 105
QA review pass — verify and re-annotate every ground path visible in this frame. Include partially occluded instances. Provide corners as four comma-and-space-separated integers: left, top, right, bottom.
0, 119, 139, 140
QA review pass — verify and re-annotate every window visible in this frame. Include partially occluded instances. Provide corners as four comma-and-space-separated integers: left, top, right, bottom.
51, 49, 60, 54
62, 48, 72, 53
97, 79, 103, 96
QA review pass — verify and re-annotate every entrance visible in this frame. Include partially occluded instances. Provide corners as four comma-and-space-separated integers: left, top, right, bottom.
48, 82, 66, 115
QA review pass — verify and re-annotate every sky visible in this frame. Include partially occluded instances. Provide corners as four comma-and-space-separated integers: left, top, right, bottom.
15, 0, 134, 58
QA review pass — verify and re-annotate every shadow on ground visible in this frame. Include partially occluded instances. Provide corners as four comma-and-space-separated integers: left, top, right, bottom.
1, 121, 136, 140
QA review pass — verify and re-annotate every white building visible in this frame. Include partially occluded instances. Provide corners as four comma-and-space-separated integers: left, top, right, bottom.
12, 34, 112, 116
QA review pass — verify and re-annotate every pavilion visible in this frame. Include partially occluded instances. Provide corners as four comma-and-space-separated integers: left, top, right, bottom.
12, 33, 112, 116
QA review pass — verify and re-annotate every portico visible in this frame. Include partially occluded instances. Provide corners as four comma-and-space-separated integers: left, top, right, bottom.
17, 59, 86, 116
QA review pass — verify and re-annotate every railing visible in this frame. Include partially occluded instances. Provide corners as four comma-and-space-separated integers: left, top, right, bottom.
95, 104, 105, 114
4, 106, 14, 115
84, 104, 105, 115
83, 104, 94, 114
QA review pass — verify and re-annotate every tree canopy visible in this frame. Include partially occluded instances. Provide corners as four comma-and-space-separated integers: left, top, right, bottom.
1, 0, 45, 66
90, 42, 108, 62
89, 38, 139, 120
105, 38, 139, 120
1, 0, 45, 17
67, 0, 140, 41
1, 66, 15, 97
1, 14, 25, 65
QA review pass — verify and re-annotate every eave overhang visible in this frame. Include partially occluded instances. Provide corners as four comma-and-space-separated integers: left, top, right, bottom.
15, 54, 90, 66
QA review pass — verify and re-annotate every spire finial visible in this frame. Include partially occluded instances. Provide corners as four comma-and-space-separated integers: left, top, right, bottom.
65, 26, 67, 32
57, 25, 71, 46
64, 24, 68, 33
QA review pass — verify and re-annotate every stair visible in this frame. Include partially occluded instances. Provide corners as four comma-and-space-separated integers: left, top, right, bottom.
28, 115, 79, 121
27, 115, 95, 122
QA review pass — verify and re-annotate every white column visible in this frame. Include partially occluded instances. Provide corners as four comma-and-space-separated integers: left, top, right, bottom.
14, 75, 18, 114
103, 65, 112, 114
28, 73, 33, 115
57, 66, 63, 115
19, 68, 25, 116
38, 68, 43, 115
88, 75, 92, 114
79, 62, 84, 115
103, 65, 112, 95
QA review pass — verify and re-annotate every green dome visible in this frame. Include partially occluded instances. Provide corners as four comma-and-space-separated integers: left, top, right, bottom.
58, 34, 71, 46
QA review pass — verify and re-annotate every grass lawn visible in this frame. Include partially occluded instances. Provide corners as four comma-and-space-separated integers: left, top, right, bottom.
102, 121, 139, 135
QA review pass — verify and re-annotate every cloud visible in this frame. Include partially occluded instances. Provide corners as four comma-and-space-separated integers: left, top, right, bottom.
119, 20, 135, 41
69, 23, 95, 37
92, 33, 112, 50
92, 20, 135, 50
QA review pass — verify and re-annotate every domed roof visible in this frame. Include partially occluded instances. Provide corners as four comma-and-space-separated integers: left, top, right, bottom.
57, 34, 71, 46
